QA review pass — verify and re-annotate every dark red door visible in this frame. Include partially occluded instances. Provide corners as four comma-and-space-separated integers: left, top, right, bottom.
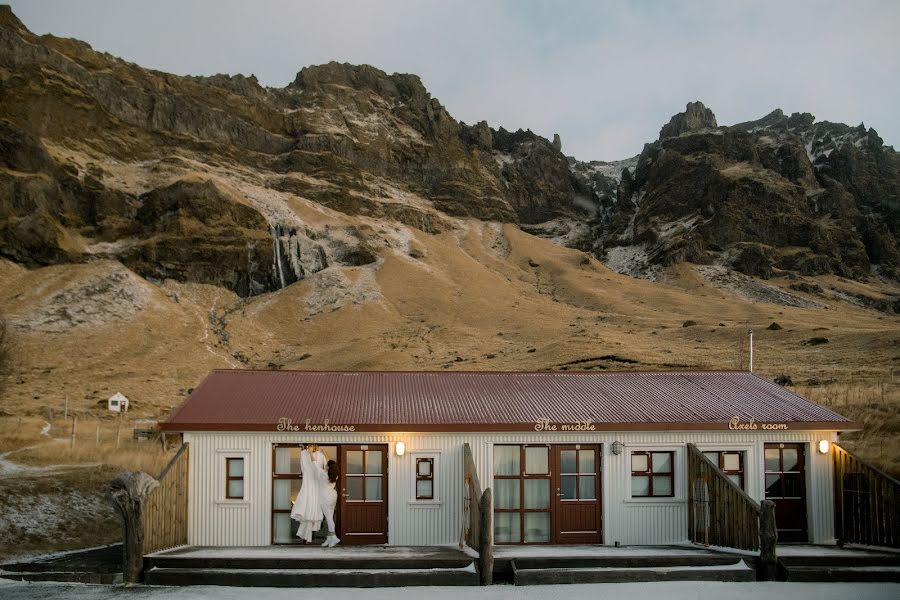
553, 444, 602, 544
764, 443, 808, 543
339, 445, 388, 544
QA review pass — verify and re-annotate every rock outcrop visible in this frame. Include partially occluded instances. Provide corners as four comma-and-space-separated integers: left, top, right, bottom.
659, 101, 718, 140
583, 102, 899, 280
0, 7, 587, 296
0, 4, 896, 294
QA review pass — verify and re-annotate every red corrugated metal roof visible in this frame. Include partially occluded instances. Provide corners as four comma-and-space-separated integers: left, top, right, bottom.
161, 370, 854, 432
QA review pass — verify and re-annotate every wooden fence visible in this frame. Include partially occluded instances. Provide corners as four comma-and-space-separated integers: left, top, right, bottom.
833, 443, 900, 547
687, 443, 763, 551
142, 442, 190, 554
463, 443, 492, 585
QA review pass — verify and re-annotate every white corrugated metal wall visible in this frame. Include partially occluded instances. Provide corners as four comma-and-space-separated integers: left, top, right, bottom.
184, 429, 837, 547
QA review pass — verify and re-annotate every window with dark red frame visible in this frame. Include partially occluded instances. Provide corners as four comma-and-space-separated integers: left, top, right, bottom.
226, 457, 245, 499
416, 458, 434, 499
702, 450, 744, 489
631, 451, 674, 497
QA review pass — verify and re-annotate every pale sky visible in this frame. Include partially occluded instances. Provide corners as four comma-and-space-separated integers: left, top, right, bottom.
8, 0, 900, 161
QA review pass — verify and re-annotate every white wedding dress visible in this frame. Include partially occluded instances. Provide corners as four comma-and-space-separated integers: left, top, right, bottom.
290, 449, 327, 542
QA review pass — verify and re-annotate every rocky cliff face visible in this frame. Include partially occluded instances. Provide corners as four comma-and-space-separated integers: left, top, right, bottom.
0, 5, 897, 297
0, 6, 585, 296
580, 101, 900, 281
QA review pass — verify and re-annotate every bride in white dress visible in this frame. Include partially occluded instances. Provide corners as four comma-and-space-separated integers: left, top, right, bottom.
290, 444, 327, 542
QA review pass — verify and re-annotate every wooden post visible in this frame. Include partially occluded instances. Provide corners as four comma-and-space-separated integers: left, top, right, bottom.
116, 414, 122, 449
478, 488, 493, 586
107, 471, 159, 583
758, 499, 778, 581
48, 407, 53, 423
70, 416, 77, 449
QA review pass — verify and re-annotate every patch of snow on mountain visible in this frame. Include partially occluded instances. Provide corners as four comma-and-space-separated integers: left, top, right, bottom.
571, 154, 640, 184
603, 244, 662, 281
493, 152, 515, 168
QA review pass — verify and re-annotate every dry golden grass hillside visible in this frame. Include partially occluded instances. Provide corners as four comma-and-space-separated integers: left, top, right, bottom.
1, 214, 897, 475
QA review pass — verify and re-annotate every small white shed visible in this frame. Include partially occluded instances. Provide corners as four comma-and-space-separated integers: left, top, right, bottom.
108, 392, 129, 413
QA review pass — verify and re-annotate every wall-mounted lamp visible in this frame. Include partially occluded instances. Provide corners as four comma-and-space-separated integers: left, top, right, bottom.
611, 441, 624, 455
817, 439, 829, 454
395, 441, 406, 456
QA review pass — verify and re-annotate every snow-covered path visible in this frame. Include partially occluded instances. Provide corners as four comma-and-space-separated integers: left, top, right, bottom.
0, 580, 897, 600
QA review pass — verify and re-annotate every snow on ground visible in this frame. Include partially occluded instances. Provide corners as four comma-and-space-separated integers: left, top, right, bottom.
695, 265, 821, 308
493, 545, 712, 558
1, 580, 897, 600
602, 245, 662, 281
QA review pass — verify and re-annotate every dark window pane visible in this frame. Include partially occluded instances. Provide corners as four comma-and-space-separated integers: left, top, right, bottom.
631, 453, 648, 472
494, 446, 520, 476
416, 479, 433, 498
227, 458, 244, 477
228, 480, 244, 499
652, 452, 672, 473
703, 451, 719, 466
346, 476, 364, 500
765, 473, 781, 497
579, 475, 596, 499
727, 474, 743, 488
524, 512, 550, 543
494, 479, 520, 509
494, 512, 520, 543
632, 475, 650, 496
561, 475, 577, 500
275, 448, 301, 474
524, 479, 550, 509
578, 450, 595, 474
782, 449, 799, 471
652, 475, 672, 496
365, 451, 383, 474
273, 479, 301, 510
723, 453, 741, 472
525, 447, 549, 474
764, 449, 780, 472
560, 450, 577, 474
365, 476, 382, 501
346, 451, 364, 475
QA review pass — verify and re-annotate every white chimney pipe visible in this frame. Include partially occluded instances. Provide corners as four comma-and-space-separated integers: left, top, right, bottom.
748, 329, 754, 372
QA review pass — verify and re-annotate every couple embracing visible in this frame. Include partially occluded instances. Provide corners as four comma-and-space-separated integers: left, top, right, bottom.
290, 443, 341, 547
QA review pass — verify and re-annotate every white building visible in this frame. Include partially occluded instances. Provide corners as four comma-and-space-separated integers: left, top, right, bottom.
159, 370, 855, 547
108, 392, 130, 413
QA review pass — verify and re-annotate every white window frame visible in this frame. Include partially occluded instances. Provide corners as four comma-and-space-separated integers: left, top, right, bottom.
408, 449, 442, 507
216, 449, 251, 506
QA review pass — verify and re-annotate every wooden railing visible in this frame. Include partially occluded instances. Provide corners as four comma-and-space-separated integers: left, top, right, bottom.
142, 442, 189, 554
687, 443, 764, 551
833, 443, 900, 547
463, 443, 492, 585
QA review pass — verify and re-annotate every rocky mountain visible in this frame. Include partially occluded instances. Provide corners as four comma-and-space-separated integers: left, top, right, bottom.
578, 102, 900, 283
0, 4, 897, 299
0, 6, 586, 297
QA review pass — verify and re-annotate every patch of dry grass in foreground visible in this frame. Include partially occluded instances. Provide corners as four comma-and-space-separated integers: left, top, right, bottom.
0, 465, 122, 562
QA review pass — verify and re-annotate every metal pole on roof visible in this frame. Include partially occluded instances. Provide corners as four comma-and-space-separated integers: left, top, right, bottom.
748, 329, 754, 372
